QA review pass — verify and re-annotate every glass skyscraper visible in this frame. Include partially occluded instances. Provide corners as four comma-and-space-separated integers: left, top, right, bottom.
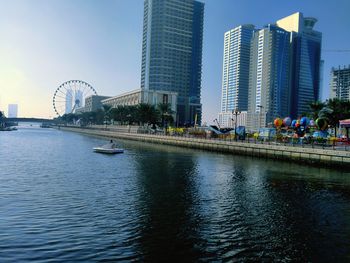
141, 0, 204, 125
247, 24, 291, 130
276, 12, 322, 118
218, 25, 254, 128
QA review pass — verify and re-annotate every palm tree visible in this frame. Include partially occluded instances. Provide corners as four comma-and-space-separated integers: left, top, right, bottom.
125, 105, 138, 125
110, 105, 127, 124
308, 101, 325, 120
137, 103, 159, 125
101, 105, 112, 125
325, 98, 350, 136
157, 103, 174, 127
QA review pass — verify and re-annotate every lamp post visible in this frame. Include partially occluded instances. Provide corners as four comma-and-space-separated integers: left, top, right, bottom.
213, 118, 220, 129
163, 112, 170, 135
232, 108, 241, 141
257, 105, 264, 130
104, 115, 109, 129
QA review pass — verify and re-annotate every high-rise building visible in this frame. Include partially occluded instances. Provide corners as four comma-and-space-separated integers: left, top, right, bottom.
276, 12, 322, 118
75, 90, 83, 110
8, 104, 18, 118
247, 24, 291, 130
218, 25, 254, 128
141, 0, 204, 125
65, 89, 73, 114
227, 12, 323, 131
330, 65, 350, 100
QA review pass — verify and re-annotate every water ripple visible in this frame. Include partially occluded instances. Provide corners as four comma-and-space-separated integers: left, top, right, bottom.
0, 126, 350, 261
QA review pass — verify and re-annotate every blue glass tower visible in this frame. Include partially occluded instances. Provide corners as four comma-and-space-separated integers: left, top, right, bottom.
247, 24, 291, 130
276, 13, 322, 118
141, 0, 204, 125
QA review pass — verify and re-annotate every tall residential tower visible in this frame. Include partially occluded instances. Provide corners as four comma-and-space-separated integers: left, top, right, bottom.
141, 0, 204, 125
219, 12, 323, 131
330, 65, 350, 100
218, 25, 254, 128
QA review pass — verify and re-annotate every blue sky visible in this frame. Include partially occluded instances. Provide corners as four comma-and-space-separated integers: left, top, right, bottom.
0, 0, 349, 121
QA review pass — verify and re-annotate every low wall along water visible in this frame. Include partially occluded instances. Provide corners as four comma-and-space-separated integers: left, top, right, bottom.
59, 126, 350, 168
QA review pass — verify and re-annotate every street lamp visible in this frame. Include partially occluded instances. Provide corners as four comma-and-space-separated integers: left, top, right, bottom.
104, 115, 109, 129
163, 112, 171, 135
232, 108, 241, 141
257, 105, 264, 130
213, 118, 220, 129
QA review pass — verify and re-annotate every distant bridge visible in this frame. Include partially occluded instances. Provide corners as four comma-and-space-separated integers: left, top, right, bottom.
6, 117, 54, 123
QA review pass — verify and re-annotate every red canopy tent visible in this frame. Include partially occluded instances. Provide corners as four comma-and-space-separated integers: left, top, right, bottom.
339, 119, 350, 127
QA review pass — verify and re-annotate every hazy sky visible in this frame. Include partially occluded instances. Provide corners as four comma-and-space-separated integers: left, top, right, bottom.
0, 0, 349, 121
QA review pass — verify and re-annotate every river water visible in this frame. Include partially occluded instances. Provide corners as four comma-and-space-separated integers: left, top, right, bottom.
1, 123, 350, 262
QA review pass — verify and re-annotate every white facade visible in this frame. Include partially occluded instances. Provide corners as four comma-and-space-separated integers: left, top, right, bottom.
218, 111, 247, 128
330, 65, 350, 100
219, 25, 254, 128
8, 104, 18, 118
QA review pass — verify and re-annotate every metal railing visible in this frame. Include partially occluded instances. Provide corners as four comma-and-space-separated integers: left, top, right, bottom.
61, 124, 350, 152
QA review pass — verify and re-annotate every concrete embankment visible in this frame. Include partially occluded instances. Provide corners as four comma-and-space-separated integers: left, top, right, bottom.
59, 126, 350, 168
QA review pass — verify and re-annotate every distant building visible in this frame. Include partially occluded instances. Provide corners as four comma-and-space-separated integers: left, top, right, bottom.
330, 65, 350, 100
65, 89, 73, 114
75, 95, 111, 114
8, 104, 18, 118
219, 12, 324, 131
276, 12, 322, 117
84, 95, 111, 112
75, 90, 83, 109
218, 111, 247, 128
101, 89, 178, 121
218, 24, 255, 128
141, 0, 204, 125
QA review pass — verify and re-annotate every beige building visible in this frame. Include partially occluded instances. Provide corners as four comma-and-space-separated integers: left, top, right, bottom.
102, 89, 178, 117
85, 95, 111, 112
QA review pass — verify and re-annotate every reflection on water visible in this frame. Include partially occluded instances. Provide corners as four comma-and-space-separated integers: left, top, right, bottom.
0, 125, 350, 261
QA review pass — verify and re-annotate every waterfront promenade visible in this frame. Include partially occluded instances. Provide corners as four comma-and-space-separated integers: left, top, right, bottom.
59, 126, 350, 168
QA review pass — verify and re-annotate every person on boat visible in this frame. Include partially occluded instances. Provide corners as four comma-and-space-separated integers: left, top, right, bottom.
109, 139, 116, 148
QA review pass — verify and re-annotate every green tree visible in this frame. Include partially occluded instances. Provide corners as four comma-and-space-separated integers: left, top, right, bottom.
325, 98, 350, 136
0, 111, 4, 127
61, 113, 78, 124
308, 101, 325, 120
94, 109, 105, 124
102, 105, 112, 122
79, 111, 95, 126
110, 106, 128, 124
137, 103, 159, 125
125, 105, 138, 125
157, 103, 174, 127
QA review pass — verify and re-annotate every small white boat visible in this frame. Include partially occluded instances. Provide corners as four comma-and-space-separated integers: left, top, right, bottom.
93, 142, 124, 154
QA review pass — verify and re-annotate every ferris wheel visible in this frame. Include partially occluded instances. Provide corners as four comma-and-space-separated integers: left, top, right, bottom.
53, 80, 97, 116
